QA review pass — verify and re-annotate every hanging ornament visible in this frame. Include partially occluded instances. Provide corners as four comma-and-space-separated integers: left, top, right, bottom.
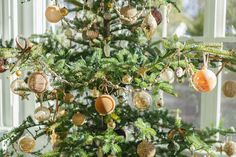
107, 120, 116, 129
95, 95, 116, 115
104, 43, 111, 57
122, 74, 133, 84
16, 70, 22, 77
63, 93, 75, 103
151, 8, 162, 25
141, 12, 158, 38
175, 67, 185, 78
28, 72, 48, 93
82, 30, 99, 40
119, 5, 139, 24
133, 90, 152, 110
224, 141, 236, 157
72, 112, 86, 126
160, 68, 175, 83
192, 66, 217, 92
18, 135, 36, 153
137, 140, 156, 157
45, 5, 63, 23
34, 106, 50, 122
91, 88, 100, 98
10, 79, 28, 98
60, 7, 69, 17
222, 81, 236, 98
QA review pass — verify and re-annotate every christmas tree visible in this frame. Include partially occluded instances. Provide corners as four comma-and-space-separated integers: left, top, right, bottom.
1, 0, 236, 156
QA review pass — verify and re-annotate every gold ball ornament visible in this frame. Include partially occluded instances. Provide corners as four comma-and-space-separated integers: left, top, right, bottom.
224, 141, 236, 157
222, 81, 236, 97
18, 135, 36, 153
60, 7, 69, 17
192, 66, 217, 92
10, 79, 28, 97
45, 5, 63, 23
107, 120, 116, 129
133, 91, 152, 110
160, 68, 175, 83
28, 72, 48, 93
95, 95, 116, 115
137, 140, 156, 157
122, 74, 133, 84
72, 112, 86, 126
34, 106, 50, 122
16, 70, 22, 77
63, 93, 75, 103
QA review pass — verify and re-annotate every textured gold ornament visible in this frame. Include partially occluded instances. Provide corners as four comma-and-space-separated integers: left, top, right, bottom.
224, 141, 236, 157
133, 91, 152, 110
137, 140, 156, 157
222, 81, 236, 98
18, 136, 36, 153
60, 7, 69, 17
122, 74, 133, 84
45, 6, 63, 23
63, 93, 75, 103
72, 112, 86, 126
95, 95, 116, 115
16, 70, 22, 77
28, 72, 48, 93
34, 106, 50, 122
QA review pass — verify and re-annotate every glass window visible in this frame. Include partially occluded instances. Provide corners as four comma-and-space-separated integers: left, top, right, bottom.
226, 0, 236, 36
168, 0, 204, 37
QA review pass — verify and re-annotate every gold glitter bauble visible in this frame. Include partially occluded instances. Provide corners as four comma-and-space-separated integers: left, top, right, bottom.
72, 112, 86, 126
28, 72, 48, 93
224, 141, 236, 157
222, 81, 236, 98
137, 140, 156, 157
34, 106, 50, 122
45, 6, 63, 23
133, 91, 152, 110
18, 136, 36, 153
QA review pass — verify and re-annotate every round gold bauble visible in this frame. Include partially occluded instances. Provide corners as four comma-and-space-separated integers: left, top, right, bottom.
122, 74, 132, 84
107, 120, 116, 129
72, 112, 86, 126
45, 6, 63, 23
10, 79, 28, 96
63, 93, 75, 103
137, 140, 156, 157
28, 72, 48, 93
222, 80, 236, 98
224, 141, 236, 157
95, 95, 116, 115
16, 70, 22, 77
133, 91, 152, 110
192, 66, 217, 92
34, 106, 50, 122
60, 7, 69, 17
18, 135, 36, 153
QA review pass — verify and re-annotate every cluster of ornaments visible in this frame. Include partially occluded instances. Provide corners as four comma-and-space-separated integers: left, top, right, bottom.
45, 5, 68, 23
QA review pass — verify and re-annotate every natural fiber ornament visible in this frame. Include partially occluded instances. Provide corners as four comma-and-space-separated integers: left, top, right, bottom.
119, 5, 138, 24
133, 91, 152, 110
10, 79, 28, 97
72, 112, 86, 126
192, 66, 217, 92
122, 74, 133, 84
18, 135, 36, 153
63, 93, 75, 103
224, 141, 236, 157
222, 81, 236, 98
141, 12, 158, 38
82, 30, 99, 40
28, 72, 48, 93
151, 8, 162, 25
34, 106, 50, 122
160, 68, 175, 83
45, 5, 63, 23
95, 95, 116, 115
137, 140, 156, 157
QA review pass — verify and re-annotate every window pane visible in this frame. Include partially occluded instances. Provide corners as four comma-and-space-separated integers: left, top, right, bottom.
168, 0, 204, 37
226, 0, 236, 36
164, 81, 201, 128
